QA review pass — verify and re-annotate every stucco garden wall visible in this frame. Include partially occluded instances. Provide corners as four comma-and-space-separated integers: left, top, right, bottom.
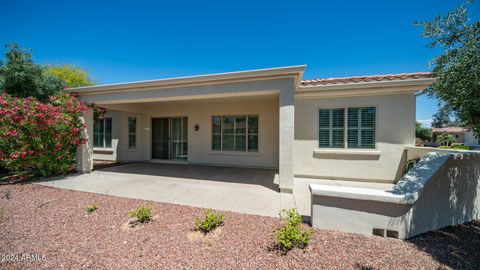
310, 151, 480, 239
294, 93, 415, 182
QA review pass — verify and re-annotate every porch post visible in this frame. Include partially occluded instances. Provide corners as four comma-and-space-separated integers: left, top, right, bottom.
278, 84, 295, 193
76, 107, 94, 173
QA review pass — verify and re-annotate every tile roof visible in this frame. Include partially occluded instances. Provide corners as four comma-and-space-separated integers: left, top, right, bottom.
432, 127, 467, 133
301, 72, 433, 86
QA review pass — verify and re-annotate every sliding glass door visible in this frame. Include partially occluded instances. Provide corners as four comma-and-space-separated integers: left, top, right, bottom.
151, 117, 188, 160
170, 117, 188, 160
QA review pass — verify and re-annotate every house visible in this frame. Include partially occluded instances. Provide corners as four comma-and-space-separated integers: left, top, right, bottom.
75, 66, 436, 193
427, 127, 480, 149
74, 66, 480, 239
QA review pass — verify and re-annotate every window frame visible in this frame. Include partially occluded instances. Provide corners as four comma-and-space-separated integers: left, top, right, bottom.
211, 115, 259, 152
93, 117, 112, 149
317, 105, 377, 150
127, 116, 137, 150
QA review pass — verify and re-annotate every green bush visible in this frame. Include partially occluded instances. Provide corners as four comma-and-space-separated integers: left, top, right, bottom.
451, 144, 470, 150
128, 204, 152, 223
86, 203, 98, 213
438, 144, 470, 150
195, 209, 224, 233
273, 208, 313, 253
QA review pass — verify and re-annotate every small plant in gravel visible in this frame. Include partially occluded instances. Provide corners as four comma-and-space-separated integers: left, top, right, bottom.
195, 209, 224, 234
1, 190, 10, 200
128, 204, 152, 224
86, 203, 98, 213
272, 208, 313, 254
0, 207, 3, 224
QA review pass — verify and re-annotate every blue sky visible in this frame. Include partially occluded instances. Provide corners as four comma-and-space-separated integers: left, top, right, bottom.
1, 0, 478, 126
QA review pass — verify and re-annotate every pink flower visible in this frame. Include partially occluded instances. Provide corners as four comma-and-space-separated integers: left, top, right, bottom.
7, 130, 19, 137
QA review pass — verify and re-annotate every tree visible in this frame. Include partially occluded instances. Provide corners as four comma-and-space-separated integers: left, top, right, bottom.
0, 43, 64, 101
46, 64, 95, 88
416, 1, 480, 134
431, 106, 453, 128
437, 132, 456, 146
415, 121, 432, 141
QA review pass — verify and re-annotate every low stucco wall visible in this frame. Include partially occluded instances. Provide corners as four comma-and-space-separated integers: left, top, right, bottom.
295, 93, 415, 182
310, 151, 480, 239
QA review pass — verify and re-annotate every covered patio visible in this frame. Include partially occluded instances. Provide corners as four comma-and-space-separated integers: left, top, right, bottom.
40, 163, 296, 217
75, 66, 306, 193
39, 162, 392, 217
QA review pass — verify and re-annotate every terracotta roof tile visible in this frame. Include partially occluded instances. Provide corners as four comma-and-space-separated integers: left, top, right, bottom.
301, 72, 433, 86
432, 127, 467, 133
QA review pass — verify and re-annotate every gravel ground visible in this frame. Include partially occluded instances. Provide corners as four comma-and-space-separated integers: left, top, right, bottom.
0, 184, 478, 270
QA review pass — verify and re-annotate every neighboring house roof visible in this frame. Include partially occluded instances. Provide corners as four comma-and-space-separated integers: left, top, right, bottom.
301, 72, 433, 86
432, 127, 467, 133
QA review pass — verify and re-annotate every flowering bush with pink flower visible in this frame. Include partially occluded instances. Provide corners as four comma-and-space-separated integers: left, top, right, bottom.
0, 92, 88, 178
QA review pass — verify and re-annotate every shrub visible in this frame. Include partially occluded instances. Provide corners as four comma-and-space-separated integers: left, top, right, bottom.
86, 203, 98, 213
451, 144, 470, 150
273, 208, 312, 253
128, 204, 152, 223
195, 209, 224, 233
437, 132, 456, 146
0, 207, 3, 224
0, 92, 88, 178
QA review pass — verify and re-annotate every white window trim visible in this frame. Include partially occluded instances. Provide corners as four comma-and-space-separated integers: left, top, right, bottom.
211, 115, 259, 152
317, 105, 378, 150
93, 117, 112, 149
127, 116, 137, 150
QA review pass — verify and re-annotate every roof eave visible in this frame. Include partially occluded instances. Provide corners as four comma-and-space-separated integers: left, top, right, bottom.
74, 65, 306, 94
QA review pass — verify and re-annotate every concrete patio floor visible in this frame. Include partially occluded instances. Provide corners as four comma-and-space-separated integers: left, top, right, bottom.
38, 162, 393, 217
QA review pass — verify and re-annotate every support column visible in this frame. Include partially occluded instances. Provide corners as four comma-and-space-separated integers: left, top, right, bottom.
279, 85, 295, 193
76, 108, 94, 173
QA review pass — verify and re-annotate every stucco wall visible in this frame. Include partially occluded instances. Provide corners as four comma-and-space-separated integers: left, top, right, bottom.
465, 131, 480, 148
93, 110, 144, 162
141, 97, 279, 168
294, 93, 415, 182
310, 151, 480, 239
96, 97, 280, 168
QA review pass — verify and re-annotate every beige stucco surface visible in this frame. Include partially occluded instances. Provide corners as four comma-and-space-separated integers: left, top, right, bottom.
294, 93, 416, 182
310, 151, 480, 239
94, 96, 279, 168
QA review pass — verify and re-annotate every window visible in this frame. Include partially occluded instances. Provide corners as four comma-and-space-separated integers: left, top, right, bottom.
212, 115, 258, 152
128, 117, 136, 149
347, 107, 376, 149
319, 109, 345, 148
93, 118, 112, 148
319, 107, 376, 149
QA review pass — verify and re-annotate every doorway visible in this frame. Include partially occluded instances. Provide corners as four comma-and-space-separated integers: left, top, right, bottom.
151, 117, 188, 160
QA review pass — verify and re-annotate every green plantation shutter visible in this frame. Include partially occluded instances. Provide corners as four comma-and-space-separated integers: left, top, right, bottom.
319, 109, 344, 148
348, 107, 375, 149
